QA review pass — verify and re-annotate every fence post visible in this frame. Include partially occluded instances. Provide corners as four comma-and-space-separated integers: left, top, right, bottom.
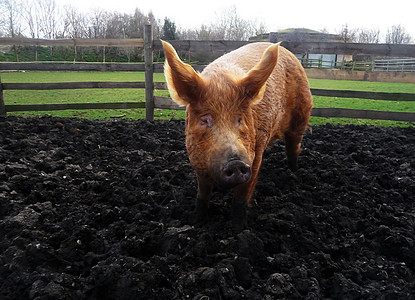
0, 75, 6, 116
144, 24, 154, 121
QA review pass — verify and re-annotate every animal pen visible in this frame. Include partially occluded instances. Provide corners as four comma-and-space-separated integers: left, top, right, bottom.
1, 26, 415, 299
0, 25, 414, 122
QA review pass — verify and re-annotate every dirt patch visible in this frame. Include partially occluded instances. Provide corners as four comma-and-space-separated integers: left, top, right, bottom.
1, 116, 414, 299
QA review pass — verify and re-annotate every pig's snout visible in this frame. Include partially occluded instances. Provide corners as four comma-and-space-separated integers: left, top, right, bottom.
222, 158, 251, 188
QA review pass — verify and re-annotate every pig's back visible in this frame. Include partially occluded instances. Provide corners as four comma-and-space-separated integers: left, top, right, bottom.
205, 42, 311, 143
203, 42, 272, 75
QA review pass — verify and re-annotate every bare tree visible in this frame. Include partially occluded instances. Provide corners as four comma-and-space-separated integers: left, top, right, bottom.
178, 28, 198, 40
197, 24, 214, 40
338, 24, 357, 42
211, 5, 253, 40
89, 8, 108, 38
22, 1, 38, 38
179, 5, 266, 41
1, 0, 22, 37
128, 9, 149, 38
38, 0, 60, 39
63, 5, 89, 38
358, 28, 380, 43
385, 25, 412, 44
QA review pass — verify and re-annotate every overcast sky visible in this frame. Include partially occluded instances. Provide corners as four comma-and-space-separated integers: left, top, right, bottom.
61, 0, 415, 40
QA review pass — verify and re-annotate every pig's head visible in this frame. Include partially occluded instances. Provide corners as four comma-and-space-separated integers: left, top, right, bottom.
162, 41, 279, 189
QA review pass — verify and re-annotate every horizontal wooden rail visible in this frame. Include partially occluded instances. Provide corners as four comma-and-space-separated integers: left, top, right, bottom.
2, 79, 414, 123
0, 37, 144, 47
2, 80, 414, 102
153, 96, 415, 122
1, 37, 414, 58
311, 108, 415, 122
153, 82, 415, 101
4, 99, 414, 122
310, 89, 415, 101
154, 40, 415, 58
6, 102, 145, 112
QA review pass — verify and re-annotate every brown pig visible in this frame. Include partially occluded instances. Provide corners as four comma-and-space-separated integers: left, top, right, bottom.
162, 41, 312, 232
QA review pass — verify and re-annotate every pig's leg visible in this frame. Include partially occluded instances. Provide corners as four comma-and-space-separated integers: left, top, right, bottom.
285, 91, 312, 171
195, 176, 213, 222
232, 153, 263, 232
231, 190, 249, 233
284, 133, 302, 171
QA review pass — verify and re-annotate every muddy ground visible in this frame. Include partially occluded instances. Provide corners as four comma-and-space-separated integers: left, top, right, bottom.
0, 115, 414, 299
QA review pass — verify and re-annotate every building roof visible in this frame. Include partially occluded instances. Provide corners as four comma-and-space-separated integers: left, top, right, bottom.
250, 28, 342, 42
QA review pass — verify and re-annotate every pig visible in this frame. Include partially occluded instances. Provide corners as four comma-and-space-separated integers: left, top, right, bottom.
162, 40, 312, 232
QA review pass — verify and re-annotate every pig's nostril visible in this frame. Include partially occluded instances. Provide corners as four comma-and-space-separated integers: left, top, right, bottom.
225, 170, 234, 177
240, 165, 249, 174
221, 160, 251, 187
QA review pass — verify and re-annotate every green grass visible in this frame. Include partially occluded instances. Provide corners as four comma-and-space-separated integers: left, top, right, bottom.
308, 78, 415, 93
1, 71, 414, 126
308, 78, 415, 127
1, 71, 166, 83
1, 71, 169, 106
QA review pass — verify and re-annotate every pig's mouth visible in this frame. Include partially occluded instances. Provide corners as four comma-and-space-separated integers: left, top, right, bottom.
219, 158, 252, 189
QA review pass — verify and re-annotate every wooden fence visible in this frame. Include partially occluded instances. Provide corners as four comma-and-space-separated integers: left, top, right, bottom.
0, 37, 144, 47
1, 25, 414, 122
372, 58, 415, 72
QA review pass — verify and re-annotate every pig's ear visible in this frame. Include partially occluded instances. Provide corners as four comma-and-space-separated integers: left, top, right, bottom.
162, 40, 205, 106
239, 42, 280, 104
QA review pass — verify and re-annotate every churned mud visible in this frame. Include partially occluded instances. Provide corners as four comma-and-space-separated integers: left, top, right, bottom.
1, 116, 414, 299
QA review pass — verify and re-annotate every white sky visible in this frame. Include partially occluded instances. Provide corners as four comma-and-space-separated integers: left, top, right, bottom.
61, 0, 415, 40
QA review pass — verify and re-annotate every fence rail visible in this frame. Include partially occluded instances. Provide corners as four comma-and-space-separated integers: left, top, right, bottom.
372, 58, 415, 72
3, 78, 413, 121
5, 102, 145, 112
0, 37, 144, 47
1, 81, 414, 122
0, 62, 146, 72
0, 26, 414, 123
2, 37, 415, 58
155, 40, 415, 58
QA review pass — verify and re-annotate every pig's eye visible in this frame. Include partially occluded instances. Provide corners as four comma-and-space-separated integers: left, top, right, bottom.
237, 115, 243, 126
200, 114, 213, 128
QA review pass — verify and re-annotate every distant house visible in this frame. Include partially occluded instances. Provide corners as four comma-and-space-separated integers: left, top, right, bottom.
251, 28, 353, 68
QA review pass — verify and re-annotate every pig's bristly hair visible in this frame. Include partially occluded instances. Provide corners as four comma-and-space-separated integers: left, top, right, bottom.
162, 41, 280, 109
239, 43, 280, 104
162, 40, 205, 106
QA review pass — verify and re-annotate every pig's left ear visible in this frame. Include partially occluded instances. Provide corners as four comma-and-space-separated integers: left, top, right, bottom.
162, 40, 205, 106
239, 42, 280, 104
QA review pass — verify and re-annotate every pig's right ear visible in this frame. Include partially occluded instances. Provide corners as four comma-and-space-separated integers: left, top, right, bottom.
162, 40, 205, 106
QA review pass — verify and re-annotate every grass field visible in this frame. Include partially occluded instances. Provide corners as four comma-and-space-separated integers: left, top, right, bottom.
1, 71, 415, 126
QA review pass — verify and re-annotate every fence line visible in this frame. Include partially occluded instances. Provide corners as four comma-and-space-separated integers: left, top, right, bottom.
1, 62, 414, 83
0, 37, 144, 47
3, 78, 413, 121
2, 37, 415, 58
372, 58, 415, 72
154, 40, 415, 58
151, 96, 415, 122
5, 102, 145, 112
1, 80, 414, 122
